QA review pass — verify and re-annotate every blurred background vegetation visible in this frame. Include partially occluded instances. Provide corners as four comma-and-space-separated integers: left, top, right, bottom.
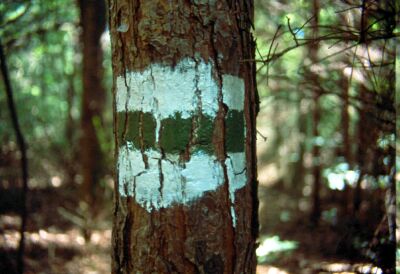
0, 0, 398, 273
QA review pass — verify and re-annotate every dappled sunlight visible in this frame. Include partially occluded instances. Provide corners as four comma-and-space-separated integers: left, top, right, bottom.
258, 164, 280, 186
0, 214, 20, 228
1, 227, 111, 250
257, 265, 290, 274
323, 162, 360, 190
256, 236, 298, 264
257, 260, 384, 274
319, 261, 382, 274
50, 176, 63, 188
1, 230, 20, 249
0, 222, 112, 273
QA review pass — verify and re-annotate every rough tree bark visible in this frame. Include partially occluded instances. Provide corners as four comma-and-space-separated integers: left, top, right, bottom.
108, 0, 258, 273
79, 0, 106, 211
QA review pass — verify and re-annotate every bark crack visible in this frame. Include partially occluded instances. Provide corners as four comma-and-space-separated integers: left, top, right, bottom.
226, 155, 247, 176
138, 112, 149, 168
234, 0, 259, 241
121, 67, 130, 143
158, 158, 164, 201
121, 212, 133, 273
209, 17, 237, 273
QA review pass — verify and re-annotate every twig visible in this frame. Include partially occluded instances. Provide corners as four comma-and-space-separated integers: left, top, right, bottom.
265, 24, 282, 85
348, 43, 359, 89
256, 130, 267, 142
245, 31, 396, 70
300, 42, 359, 73
0, 40, 29, 274
364, 44, 379, 90
255, 39, 264, 62
378, 38, 387, 76
297, 15, 315, 33
335, 4, 362, 14
359, 0, 367, 43
286, 16, 299, 46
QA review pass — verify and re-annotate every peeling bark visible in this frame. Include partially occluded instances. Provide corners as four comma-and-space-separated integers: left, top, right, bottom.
108, 0, 258, 273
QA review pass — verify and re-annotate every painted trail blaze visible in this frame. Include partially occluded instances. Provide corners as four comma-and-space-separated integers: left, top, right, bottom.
116, 58, 246, 223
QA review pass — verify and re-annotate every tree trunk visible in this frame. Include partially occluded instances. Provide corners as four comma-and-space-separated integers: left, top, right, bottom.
108, 1, 258, 273
353, 84, 378, 215
292, 101, 306, 195
309, 0, 321, 225
65, 73, 77, 185
340, 70, 352, 166
336, 64, 354, 217
79, 0, 106, 212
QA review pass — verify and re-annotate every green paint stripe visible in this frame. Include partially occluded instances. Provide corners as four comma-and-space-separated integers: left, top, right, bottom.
117, 111, 244, 153
225, 110, 245, 152
117, 112, 140, 148
194, 114, 214, 154
142, 112, 157, 149
159, 113, 192, 154
117, 111, 156, 150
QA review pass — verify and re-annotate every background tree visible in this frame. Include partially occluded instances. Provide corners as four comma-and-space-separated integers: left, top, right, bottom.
0, 0, 114, 272
255, 0, 397, 272
0, 40, 29, 274
108, 0, 258, 272
308, 0, 322, 224
78, 0, 107, 222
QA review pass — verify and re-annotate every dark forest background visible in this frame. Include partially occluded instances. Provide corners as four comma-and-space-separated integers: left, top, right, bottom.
0, 0, 398, 273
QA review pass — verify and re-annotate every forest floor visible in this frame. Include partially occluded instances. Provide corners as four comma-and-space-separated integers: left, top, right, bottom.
256, 184, 386, 274
0, 182, 390, 274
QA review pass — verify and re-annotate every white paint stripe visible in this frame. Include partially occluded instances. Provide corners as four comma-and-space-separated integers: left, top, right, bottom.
118, 147, 227, 211
231, 206, 237, 228
181, 152, 224, 203
116, 58, 245, 117
226, 152, 247, 228
226, 152, 247, 204
222, 74, 245, 111
118, 145, 247, 225
116, 58, 219, 118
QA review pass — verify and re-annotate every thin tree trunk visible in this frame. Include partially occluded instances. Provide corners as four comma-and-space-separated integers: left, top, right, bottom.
309, 0, 321, 225
293, 98, 307, 195
65, 74, 77, 185
0, 41, 29, 274
340, 71, 352, 166
108, 1, 258, 273
79, 0, 106, 214
353, 84, 365, 214
354, 83, 378, 214
382, 33, 396, 274
372, 8, 396, 269
337, 62, 354, 217
311, 93, 321, 224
